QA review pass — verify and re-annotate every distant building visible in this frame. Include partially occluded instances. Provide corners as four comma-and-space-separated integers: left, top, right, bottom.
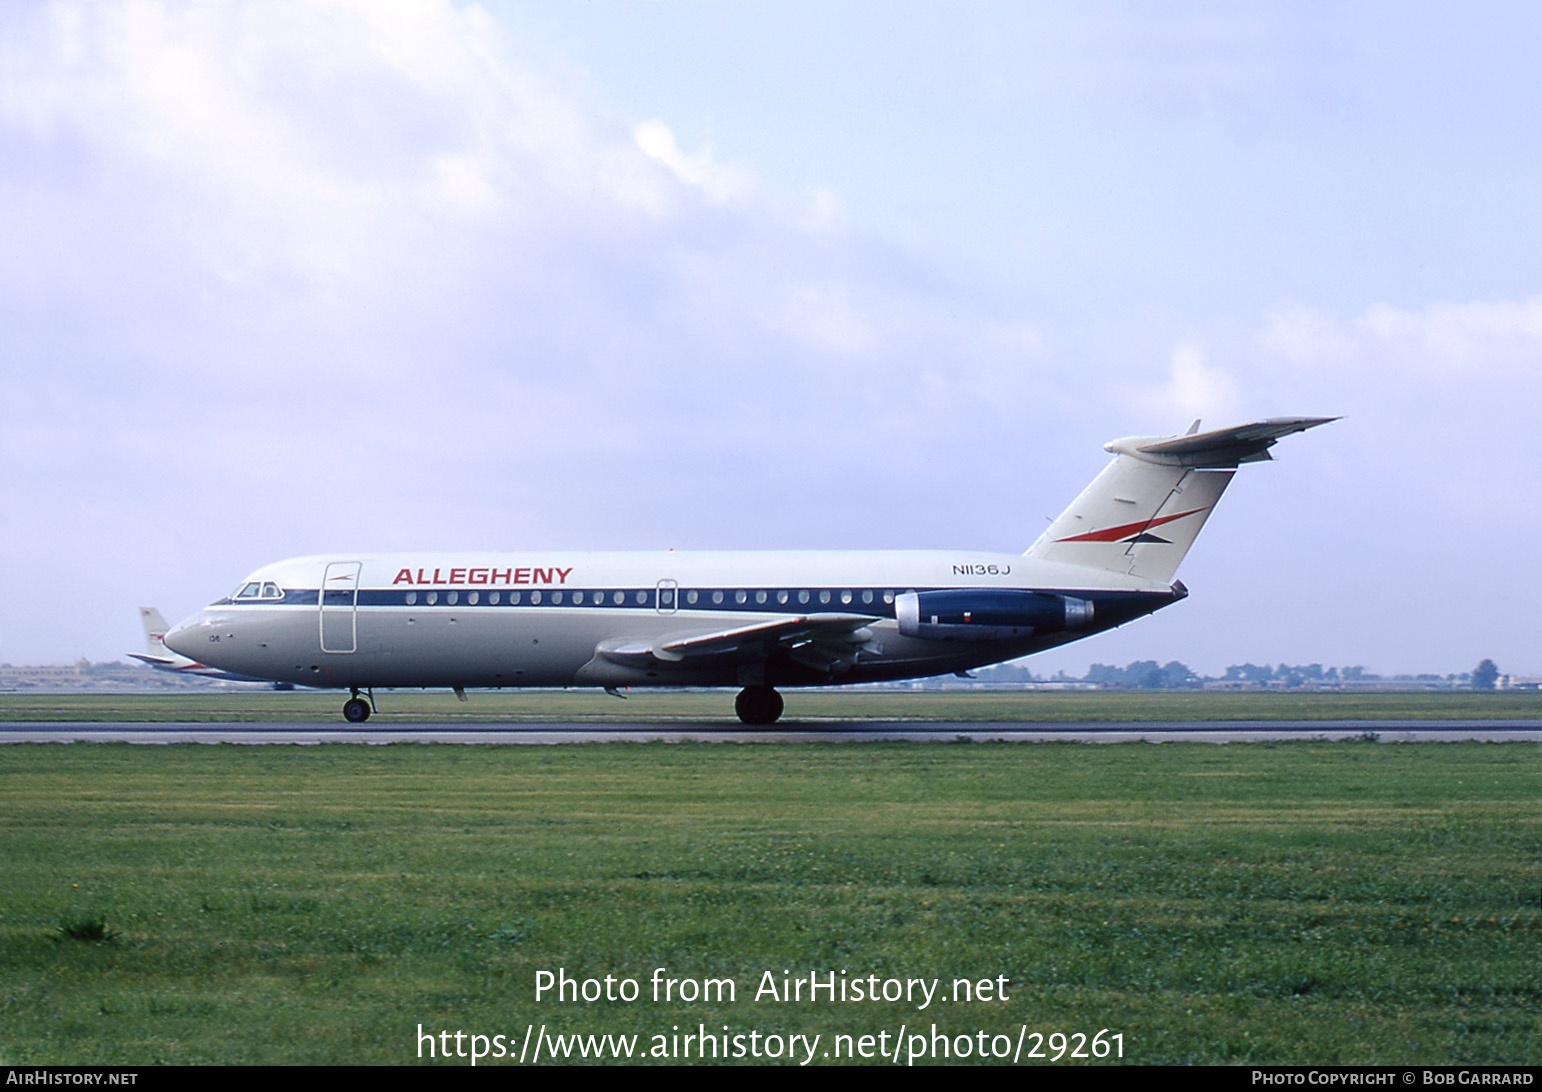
1498, 675, 1542, 691
0, 660, 220, 692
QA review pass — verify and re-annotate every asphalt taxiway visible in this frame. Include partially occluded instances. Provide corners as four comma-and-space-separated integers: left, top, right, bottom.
2, 719, 1539, 744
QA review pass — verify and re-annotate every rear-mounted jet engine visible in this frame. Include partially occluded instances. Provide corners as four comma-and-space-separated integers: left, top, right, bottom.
895, 589, 1095, 641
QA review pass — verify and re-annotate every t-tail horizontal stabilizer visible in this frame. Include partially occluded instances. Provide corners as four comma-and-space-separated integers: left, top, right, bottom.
1025, 416, 1337, 584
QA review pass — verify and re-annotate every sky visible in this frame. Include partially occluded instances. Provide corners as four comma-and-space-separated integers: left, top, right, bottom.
3, 0, 1540, 678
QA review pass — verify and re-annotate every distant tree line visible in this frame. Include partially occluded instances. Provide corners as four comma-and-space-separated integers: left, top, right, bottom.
977, 658, 1506, 691
1084, 660, 1197, 689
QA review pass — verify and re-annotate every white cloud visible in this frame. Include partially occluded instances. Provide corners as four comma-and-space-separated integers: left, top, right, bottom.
4, 0, 685, 291
633, 119, 757, 206
1138, 343, 1242, 425
1357, 296, 1542, 372
1265, 295, 1542, 375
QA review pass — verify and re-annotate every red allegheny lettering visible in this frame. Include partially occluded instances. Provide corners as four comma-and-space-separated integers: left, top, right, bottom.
390, 564, 574, 586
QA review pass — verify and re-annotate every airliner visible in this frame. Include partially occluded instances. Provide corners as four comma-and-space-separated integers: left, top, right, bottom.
163, 417, 1334, 724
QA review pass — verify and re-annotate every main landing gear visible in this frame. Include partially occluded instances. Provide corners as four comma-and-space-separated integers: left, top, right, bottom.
342, 688, 372, 723
735, 685, 784, 726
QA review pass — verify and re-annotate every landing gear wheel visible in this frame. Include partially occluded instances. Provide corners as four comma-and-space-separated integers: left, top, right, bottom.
342, 697, 372, 723
735, 685, 784, 725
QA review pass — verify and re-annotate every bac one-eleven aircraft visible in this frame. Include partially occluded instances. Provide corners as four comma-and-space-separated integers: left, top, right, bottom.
164, 417, 1333, 724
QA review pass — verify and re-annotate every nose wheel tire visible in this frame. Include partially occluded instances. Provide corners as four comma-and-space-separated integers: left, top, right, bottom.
342, 697, 372, 723
735, 685, 784, 725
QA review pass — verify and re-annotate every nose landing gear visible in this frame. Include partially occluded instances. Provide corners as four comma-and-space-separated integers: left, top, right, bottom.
734, 685, 784, 725
342, 688, 373, 723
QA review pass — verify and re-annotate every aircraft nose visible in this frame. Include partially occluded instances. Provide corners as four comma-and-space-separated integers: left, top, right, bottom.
162, 614, 206, 658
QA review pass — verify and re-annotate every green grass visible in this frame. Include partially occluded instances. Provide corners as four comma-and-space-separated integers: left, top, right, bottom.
3, 688, 1540, 722
1, 743, 1537, 1065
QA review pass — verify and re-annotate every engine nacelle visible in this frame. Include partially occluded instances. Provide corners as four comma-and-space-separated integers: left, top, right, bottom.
895, 589, 1095, 641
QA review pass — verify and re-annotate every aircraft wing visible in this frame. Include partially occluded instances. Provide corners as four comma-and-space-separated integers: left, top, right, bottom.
596, 613, 882, 674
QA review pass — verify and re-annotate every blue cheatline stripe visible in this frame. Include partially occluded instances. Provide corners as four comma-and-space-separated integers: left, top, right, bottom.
367, 586, 907, 616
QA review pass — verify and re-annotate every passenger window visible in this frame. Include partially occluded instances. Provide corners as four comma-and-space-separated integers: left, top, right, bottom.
635, 591, 647, 605
735, 590, 747, 605
613, 591, 624, 605
552, 591, 564, 605
447, 591, 459, 606
405, 591, 418, 606
755, 590, 768, 605
686, 590, 699, 605
511, 591, 522, 604
840, 590, 852, 605
883, 591, 895, 604
489, 592, 501, 605
711, 591, 724, 605
426, 591, 439, 606
530, 590, 542, 605
572, 591, 584, 605
797, 590, 810, 604
819, 590, 832, 605
777, 591, 790, 605
468, 592, 479, 605
861, 590, 874, 604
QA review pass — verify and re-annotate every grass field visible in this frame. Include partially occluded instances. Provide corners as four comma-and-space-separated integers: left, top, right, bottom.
3, 688, 1541, 722
1, 742, 1537, 1065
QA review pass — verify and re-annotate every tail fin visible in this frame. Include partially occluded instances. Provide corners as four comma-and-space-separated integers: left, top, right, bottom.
140, 607, 171, 655
1025, 417, 1336, 583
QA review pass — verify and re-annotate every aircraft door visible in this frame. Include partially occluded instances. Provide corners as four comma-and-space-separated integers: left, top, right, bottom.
319, 561, 362, 653
656, 579, 678, 615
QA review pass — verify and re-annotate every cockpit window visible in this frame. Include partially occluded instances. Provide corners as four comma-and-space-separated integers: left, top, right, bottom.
233, 581, 285, 601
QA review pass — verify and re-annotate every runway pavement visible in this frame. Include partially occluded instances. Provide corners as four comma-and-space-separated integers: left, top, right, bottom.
2, 719, 1539, 744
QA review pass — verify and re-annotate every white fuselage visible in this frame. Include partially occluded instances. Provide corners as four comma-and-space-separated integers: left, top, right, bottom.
163, 549, 1179, 692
